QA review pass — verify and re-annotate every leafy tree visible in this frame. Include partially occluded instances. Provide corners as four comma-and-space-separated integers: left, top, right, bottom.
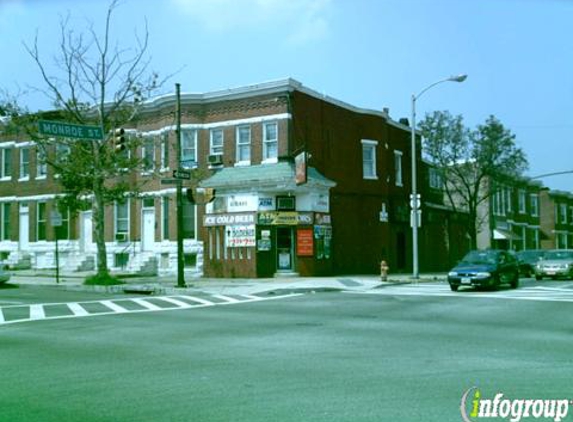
4, 0, 167, 279
419, 111, 528, 249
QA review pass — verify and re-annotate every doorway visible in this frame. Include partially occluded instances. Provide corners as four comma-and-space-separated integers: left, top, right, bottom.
141, 208, 155, 251
276, 227, 294, 271
18, 203, 29, 251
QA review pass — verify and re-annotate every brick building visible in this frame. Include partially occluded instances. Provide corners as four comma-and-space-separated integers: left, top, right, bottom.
0, 78, 472, 277
539, 188, 573, 249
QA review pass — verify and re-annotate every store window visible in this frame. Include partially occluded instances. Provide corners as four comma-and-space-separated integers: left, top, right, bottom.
182, 201, 196, 239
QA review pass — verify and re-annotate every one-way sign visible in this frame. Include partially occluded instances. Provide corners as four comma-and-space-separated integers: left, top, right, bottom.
173, 169, 192, 180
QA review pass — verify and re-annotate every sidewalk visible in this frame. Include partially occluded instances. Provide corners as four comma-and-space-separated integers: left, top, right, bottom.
7, 269, 447, 296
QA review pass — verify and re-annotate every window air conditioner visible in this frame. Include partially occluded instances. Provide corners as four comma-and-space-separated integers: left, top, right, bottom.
115, 233, 128, 242
208, 154, 223, 165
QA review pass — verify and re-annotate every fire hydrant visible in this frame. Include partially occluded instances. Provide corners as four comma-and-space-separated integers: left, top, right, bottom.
380, 260, 389, 282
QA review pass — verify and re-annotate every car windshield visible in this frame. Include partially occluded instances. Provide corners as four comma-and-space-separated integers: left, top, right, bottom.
460, 250, 498, 265
544, 251, 573, 260
517, 250, 545, 261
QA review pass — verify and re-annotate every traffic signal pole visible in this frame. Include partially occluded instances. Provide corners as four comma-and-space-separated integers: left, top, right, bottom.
175, 83, 186, 288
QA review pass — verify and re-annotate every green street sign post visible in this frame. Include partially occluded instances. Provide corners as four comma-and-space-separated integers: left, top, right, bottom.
38, 120, 103, 140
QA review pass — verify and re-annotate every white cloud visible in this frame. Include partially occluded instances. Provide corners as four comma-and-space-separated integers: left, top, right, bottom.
171, 0, 331, 44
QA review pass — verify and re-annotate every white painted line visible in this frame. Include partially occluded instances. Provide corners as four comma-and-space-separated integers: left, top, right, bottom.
212, 294, 240, 303
0, 308, 4, 323
239, 294, 262, 301
131, 298, 162, 311
100, 300, 129, 313
29, 304, 45, 320
178, 296, 215, 306
67, 303, 90, 317
156, 297, 193, 308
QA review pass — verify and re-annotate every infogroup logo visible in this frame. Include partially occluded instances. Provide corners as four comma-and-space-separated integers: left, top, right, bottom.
460, 387, 572, 422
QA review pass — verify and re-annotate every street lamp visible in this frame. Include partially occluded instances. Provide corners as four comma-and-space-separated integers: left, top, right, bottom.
410, 74, 467, 279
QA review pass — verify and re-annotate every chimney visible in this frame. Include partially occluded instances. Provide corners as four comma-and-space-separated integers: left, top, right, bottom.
399, 117, 410, 127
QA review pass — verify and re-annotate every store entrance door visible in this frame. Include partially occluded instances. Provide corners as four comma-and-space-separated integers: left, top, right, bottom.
276, 227, 294, 271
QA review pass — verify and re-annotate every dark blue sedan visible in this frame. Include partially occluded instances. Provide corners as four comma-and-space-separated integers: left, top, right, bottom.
447, 249, 519, 291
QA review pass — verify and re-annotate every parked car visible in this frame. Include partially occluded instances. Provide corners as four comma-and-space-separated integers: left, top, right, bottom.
516, 249, 547, 277
0, 263, 11, 285
447, 249, 519, 291
534, 249, 573, 280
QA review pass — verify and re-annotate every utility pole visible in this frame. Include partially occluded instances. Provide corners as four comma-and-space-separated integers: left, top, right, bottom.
175, 83, 186, 288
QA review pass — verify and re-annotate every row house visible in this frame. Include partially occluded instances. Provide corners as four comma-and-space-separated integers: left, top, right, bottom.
0, 78, 474, 277
539, 189, 573, 249
478, 178, 543, 251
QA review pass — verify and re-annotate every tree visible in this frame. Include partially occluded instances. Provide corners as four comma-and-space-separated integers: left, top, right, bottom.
419, 111, 528, 249
7, 0, 167, 280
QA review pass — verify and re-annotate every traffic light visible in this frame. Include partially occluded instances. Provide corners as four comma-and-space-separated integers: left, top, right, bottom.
113, 128, 126, 153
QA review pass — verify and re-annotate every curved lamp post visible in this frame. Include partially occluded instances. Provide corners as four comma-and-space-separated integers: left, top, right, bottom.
411, 74, 467, 279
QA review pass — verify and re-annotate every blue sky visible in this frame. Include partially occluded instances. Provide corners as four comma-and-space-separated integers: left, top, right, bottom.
1, 0, 572, 191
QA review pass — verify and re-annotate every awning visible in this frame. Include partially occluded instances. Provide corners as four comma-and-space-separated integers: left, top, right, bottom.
493, 229, 521, 241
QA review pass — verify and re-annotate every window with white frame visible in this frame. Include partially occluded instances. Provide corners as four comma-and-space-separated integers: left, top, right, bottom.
210, 128, 224, 156
37, 202, 46, 241
518, 189, 526, 214
36, 147, 47, 178
263, 122, 278, 161
429, 168, 443, 190
560, 203, 567, 224
505, 188, 512, 213
530, 194, 539, 217
236, 125, 251, 164
55, 207, 70, 240
181, 129, 197, 168
142, 136, 155, 172
361, 140, 377, 179
162, 197, 170, 240
1, 203, 10, 241
115, 200, 129, 237
394, 150, 403, 186
19, 148, 30, 179
182, 201, 196, 239
1, 148, 12, 179
160, 132, 169, 169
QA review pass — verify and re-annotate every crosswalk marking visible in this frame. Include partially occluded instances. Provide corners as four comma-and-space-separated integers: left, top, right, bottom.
0, 292, 300, 326
212, 294, 240, 304
178, 295, 215, 306
101, 300, 129, 313
29, 304, 45, 320
156, 297, 193, 308
67, 303, 90, 317
347, 283, 573, 303
131, 298, 162, 311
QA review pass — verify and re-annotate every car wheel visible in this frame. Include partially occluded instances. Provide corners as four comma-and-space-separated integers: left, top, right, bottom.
510, 273, 519, 289
449, 284, 459, 292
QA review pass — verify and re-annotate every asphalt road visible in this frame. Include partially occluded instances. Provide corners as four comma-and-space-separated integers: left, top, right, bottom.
1, 282, 572, 422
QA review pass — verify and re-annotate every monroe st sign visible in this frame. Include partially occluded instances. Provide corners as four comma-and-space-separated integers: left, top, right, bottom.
38, 120, 103, 140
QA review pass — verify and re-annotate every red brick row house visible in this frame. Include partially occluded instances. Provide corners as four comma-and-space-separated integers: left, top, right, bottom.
0, 78, 475, 277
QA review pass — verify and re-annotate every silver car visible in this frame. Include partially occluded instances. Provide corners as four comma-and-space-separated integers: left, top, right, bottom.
0, 263, 10, 284
535, 249, 573, 280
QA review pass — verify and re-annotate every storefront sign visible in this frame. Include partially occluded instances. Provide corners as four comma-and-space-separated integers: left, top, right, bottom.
204, 213, 256, 226
315, 213, 331, 225
257, 212, 314, 225
312, 193, 330, 213
297, 228, 314, 256
227, 195, 258, 212
225, 225, 256, 248
258, 196, 275, 211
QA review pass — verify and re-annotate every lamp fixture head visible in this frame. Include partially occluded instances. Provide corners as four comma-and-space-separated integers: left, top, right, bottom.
449, 74, 468, 83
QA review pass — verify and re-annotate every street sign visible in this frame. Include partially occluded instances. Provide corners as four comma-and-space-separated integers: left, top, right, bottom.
160, 178, 179, 185
173, 169, 192, 180
50, 210, 63, 227
38, 120, 103, 140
